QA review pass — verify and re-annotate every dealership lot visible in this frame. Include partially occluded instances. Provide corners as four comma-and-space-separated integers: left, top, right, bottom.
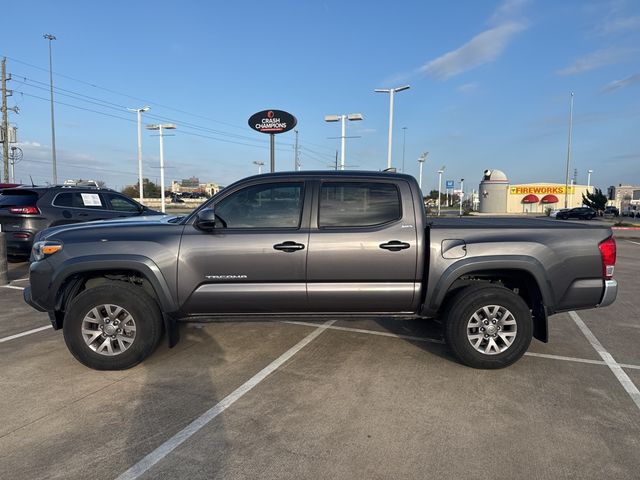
1, 235, 639, 479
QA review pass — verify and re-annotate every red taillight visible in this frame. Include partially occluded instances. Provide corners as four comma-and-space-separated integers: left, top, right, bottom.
9, 206, 39, 214
598, 236, 616, 279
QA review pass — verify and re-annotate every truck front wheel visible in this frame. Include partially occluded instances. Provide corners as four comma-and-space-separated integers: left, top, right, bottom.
63, 283, 163, 370
444, 285, 532, 369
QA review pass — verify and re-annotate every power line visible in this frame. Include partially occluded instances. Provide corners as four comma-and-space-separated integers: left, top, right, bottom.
2, 53, 249, 130
12, 72, 297, 148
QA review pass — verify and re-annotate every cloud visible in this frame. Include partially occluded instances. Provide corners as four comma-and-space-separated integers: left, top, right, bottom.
457, 82, 479, 93
420, 22, 526, 80
419, 0, 529, 81
490, 0, 530, 24
601, 73, 640, 92
555, 47, 635, 76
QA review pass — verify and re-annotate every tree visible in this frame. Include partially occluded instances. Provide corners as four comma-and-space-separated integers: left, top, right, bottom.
582, 188, 608, 211
121, 178, 162, 199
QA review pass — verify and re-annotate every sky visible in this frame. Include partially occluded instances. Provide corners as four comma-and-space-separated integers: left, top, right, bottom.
0, 0, 639, 193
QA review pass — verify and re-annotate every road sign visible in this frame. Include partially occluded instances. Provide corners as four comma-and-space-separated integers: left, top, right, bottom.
445, 180, 454, 189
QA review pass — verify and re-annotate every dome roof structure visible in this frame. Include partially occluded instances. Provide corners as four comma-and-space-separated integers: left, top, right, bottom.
482, 169, 508, 182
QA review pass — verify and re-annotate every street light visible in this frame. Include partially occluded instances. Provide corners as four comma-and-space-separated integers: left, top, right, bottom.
145, 123, 176, 213
437, 166, 445, 216
417, 152, 428, 191
459, 178, 465, 216
253, 160, 264, 174
43, 33, 57, 184
128, 106, 150, 204
324, 113, 363, 170
587, 169, 593, 188
375, 85, 410, 169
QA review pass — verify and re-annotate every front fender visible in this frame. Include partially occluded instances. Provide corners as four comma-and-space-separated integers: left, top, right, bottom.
47, 254, 178, 313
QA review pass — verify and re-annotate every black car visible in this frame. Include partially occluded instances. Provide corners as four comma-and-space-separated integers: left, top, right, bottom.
555, 206, 596, 220
0, 185, 161, 257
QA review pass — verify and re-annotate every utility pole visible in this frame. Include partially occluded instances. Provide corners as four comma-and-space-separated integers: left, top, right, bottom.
44, 34, 58, 184
294, 129, 300, 171
1, 58, 9, 182
401, 127, 407, 173
564, 92, 574, 209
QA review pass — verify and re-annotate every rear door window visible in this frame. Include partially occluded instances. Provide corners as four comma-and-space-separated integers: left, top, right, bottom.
319, 182, 402, 228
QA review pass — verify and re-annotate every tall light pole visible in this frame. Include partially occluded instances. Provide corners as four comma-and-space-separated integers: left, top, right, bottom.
375, 85, 410, 169
43, 33, 57, 184
253, 160, 264, 174
564, 92, 574, 208
324, 113, 363, 170
437, 166, 445, 216
146, 123, 176, 213
587, 169, 593, 188
459, 178, 465, 216
128, 106, 150, 203
417, 152, 428, 191
401, 127, 407, 173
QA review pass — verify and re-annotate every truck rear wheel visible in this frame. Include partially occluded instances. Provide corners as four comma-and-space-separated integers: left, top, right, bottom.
443, 285, 532, 369
63, 283, 163, 370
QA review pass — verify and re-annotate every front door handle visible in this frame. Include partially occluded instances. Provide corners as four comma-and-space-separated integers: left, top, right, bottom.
379, 240, 410, 252
274, 241, 305, 253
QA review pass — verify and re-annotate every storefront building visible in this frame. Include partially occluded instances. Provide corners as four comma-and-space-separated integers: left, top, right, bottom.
479, 169, 593, 214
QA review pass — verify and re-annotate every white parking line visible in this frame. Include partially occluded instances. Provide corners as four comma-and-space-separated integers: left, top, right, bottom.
115, 319, 336, 480
1, 285, 25, 290
0, 325, 52, 343
570, 311, 640, 411
283, 320, 640, 371
628, 240, 640, 246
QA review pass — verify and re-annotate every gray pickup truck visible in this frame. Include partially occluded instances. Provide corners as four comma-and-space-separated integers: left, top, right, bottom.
24, 171, 618, 370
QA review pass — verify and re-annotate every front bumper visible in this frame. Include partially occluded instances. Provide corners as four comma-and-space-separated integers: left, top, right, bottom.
598, 279, 618, 308
23, 286, 46, 312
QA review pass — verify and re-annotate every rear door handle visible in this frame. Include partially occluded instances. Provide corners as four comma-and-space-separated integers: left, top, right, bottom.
273, 241, 305, 253
379, 240, 410, 251
78, 213, 89, 217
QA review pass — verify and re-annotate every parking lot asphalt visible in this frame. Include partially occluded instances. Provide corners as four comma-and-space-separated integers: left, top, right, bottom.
1, 237, 639, 479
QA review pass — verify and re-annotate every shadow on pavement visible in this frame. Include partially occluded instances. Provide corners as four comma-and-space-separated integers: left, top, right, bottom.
121, 323, 229, 476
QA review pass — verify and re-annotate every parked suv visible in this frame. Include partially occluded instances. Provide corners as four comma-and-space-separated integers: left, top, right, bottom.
604, 206, 619, 217
0, 185, 161, 256
555, 207, 596, 220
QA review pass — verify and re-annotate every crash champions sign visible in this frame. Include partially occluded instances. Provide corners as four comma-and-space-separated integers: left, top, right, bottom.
248, 110, 297, 134
510, 185, 575, 195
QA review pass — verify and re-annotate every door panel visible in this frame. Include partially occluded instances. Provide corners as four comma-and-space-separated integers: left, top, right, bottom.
306, 180, 418, 312
178, 182, 310, 314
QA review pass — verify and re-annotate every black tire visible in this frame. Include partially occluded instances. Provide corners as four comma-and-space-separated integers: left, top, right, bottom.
63, 283, 163, 370
443, 284, 532, 369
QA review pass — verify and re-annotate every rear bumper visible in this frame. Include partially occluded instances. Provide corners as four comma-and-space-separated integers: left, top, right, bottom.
6, 237, 33, 256
598, 279, 617, 308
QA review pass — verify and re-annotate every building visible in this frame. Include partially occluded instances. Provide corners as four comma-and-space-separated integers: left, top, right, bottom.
607, 184, 640, 211
479, 169, 593, 214
171, 179, 221, 197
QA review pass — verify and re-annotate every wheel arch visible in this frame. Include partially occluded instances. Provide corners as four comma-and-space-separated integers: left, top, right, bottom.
424, 257, 553, 343
50, 255, 177, 316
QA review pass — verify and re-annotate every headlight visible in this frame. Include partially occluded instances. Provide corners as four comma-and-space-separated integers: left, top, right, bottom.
32, 241, 63, 262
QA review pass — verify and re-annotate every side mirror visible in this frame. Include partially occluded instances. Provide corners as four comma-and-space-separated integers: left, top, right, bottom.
195, 208, 218, 231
